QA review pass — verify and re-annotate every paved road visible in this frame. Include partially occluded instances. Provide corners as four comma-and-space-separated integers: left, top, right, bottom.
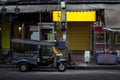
0, 68, 120, 80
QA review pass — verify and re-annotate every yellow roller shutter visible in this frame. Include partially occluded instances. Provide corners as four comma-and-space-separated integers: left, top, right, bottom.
1, 16, 10, 50
67, 22, 90, 50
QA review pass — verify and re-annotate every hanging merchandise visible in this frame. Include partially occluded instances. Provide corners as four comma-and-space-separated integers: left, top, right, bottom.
94, 27, 118, 64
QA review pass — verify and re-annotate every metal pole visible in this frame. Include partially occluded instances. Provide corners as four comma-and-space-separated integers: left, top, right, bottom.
61, 0, 67, 48
104, 28, 107, 65
9, 14, 13, 58
104, 29, 106, 52
22, 23, 24, 39
39, 11, 42, 41
60, 0, 71, 64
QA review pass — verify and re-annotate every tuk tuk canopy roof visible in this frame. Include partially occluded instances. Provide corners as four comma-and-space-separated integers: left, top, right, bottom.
11, 39, 55, 46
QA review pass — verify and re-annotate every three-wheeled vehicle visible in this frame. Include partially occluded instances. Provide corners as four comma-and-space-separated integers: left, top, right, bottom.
11, 39, 67, 72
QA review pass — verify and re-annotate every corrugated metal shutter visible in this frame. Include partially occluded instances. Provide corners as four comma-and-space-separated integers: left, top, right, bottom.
67, 22, 90, 50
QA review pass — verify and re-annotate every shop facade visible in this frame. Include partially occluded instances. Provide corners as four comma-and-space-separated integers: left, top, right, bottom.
53, 10, 96, 51
0, 0, 120, 63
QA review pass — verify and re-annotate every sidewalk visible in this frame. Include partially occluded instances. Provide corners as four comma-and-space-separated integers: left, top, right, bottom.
0, 63, 16, 68
0, 62, 120, 70
67, 62, 120, 70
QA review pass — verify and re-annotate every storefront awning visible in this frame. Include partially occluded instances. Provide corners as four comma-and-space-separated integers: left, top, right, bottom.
105, 10, 120, 28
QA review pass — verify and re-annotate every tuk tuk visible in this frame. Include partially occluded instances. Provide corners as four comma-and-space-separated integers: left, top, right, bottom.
11, 39, 67, 72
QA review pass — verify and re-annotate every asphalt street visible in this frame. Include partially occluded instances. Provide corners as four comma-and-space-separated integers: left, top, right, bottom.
0, 68, 120, 80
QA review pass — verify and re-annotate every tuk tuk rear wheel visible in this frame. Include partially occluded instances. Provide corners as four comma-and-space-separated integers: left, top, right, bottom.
18, 62, 29, 72
57, 62, 66, 72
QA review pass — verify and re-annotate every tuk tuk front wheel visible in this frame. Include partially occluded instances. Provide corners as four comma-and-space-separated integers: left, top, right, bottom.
57, 62, 66, 72
18, 62, 30, 72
